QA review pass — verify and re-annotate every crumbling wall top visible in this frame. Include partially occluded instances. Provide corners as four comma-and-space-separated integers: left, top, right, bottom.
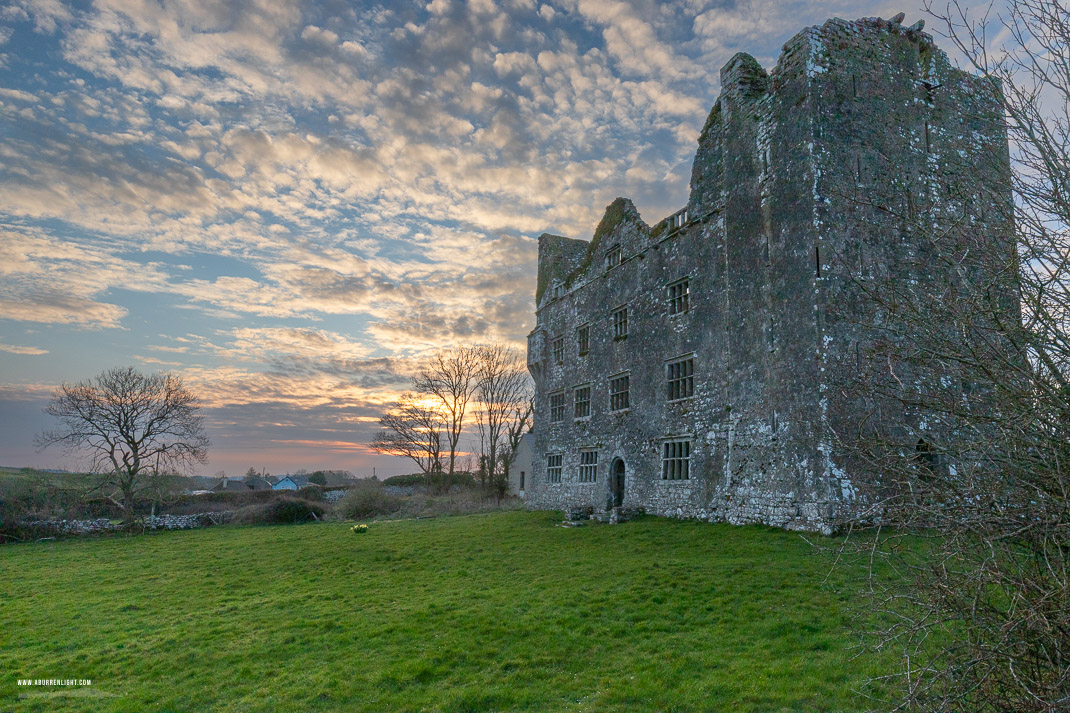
719, 52, 769, 99
535, 233, 588, 305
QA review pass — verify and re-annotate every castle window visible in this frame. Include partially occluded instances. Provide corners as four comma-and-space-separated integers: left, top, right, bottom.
666, 356, 695, 401
551, 335, 564, 365
578, 450, 598, 483
520, 471, 525, 490
577, 324, 590, 356
546, 454, 562, 484
668, 208, 689, 230
915, 438, 938, 479
552, 283, 564, 299
605, 244, 622, 270
609, 373, 630, 412
667, 278, 690, 315
574, 384, 591, 419
549, 391, 566, 422
662, 440, 690, 480
612, 306, 628, 340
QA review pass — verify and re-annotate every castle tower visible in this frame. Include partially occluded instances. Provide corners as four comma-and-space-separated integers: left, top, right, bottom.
525, 15, 1012, 533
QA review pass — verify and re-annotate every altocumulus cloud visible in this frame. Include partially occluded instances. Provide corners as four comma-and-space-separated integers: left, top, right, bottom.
0, 0, 900, 473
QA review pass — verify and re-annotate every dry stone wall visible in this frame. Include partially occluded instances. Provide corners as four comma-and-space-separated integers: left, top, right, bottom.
23, 512, 233, 536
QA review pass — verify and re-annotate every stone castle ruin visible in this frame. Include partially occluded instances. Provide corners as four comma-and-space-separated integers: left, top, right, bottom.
524, 14, 1013, 533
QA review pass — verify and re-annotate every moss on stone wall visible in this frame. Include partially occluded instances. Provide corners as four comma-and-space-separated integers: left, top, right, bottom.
592, 197, 634, 246
573, 198, 647, 287
535, 234, 588, 305
697, 101, 722, 146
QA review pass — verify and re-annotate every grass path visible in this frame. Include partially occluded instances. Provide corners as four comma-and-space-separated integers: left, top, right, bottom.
1, 511, 890, 712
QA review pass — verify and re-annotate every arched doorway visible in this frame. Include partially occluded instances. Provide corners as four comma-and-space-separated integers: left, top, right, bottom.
611, 458, 625, 508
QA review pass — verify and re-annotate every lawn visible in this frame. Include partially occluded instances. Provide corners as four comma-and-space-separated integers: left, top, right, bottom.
0, 511, 892, 712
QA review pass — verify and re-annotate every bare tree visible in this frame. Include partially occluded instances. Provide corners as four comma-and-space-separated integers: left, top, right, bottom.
412, 346, 481, 481
474, 343, 533, 501
829, 4, 1070, 710
370, 392, 444, 488
36, 366, 209, 523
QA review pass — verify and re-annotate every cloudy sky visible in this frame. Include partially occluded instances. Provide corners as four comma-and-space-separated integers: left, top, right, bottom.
0, 0, 911, 476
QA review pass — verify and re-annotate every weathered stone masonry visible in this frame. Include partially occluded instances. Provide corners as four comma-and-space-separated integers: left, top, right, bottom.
525, 15, 1012, 533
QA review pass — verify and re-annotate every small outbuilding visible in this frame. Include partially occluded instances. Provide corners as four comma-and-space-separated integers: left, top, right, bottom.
509, 432, 533, 497
272, 475, 311, 491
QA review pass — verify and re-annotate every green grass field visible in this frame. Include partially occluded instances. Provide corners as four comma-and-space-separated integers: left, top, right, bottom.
1, 511, 892, 712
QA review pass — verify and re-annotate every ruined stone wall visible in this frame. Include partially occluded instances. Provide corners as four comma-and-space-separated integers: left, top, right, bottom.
526, 14, 1010, 533
805, 17, 1014, 505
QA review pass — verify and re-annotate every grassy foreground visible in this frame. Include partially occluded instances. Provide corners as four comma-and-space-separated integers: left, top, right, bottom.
1, 511, 889, 712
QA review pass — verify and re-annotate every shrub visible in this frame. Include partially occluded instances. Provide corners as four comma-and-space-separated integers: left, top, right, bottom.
0, 498, 30, 543
233, 498, 325, 525
296, 486, 325, 502
381, 473, 426, 487
334, 480, 401, 520
382, 471, 476, 490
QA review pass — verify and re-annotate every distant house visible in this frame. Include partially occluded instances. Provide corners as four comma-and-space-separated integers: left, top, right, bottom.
243, 476, 273, 491
272, 475, 312, 491
509, 432, 533, 497
213, 476, 252, 493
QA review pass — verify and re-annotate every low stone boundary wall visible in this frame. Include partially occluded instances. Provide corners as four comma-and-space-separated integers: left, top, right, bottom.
323, 489, 347, 503
23, 512, 234, 536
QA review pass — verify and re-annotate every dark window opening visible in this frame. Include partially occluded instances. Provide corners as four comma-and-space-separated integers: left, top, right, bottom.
551, 336, 564, 365
577, 325, 590, 356
609, 373, 630, 412
667, 357, 695, 401
549, 392, 566, 423
662, 440, 690, 480
915, 438, 938, 479
546, 454, 562, 484
574, 385, 591, 419
604, 244, 622, 270
667, 279, 689, 315
578, 450, 597, 483
612, 306, 628, 340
